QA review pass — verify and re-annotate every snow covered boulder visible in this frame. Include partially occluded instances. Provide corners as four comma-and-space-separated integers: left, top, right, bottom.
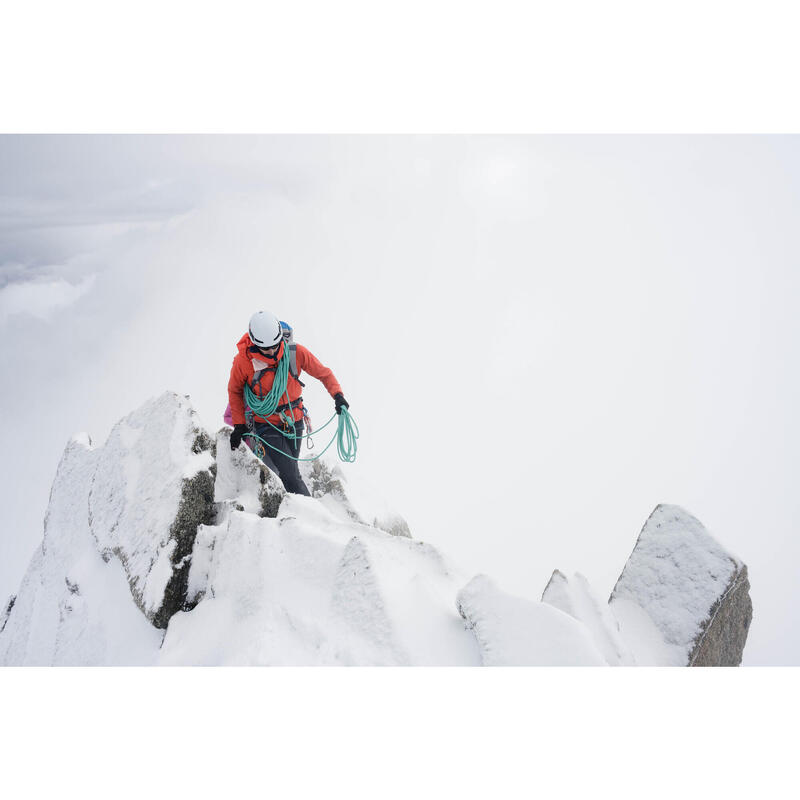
87, 392, 216, 628
456, 574, 607, 666
609, 504, 752, 666
542, 570, 634, 665
214, 428, 286, 518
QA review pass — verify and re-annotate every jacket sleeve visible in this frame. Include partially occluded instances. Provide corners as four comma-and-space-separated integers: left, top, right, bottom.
296, 344, 343, 397
227, 355, 249, 425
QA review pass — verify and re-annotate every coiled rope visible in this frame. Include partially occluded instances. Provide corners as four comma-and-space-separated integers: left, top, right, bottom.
241, 342, 359, 463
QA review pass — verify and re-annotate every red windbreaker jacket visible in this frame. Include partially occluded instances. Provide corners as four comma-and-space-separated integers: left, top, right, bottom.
227, 333, 343, 426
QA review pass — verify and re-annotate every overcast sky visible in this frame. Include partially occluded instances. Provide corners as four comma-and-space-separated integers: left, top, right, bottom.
1, 135, 798, 664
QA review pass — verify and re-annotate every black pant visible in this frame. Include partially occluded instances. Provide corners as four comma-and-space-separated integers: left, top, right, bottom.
252, 419, 310, 496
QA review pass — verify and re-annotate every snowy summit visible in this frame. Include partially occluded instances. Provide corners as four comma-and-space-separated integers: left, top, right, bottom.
0, 392, 752, 666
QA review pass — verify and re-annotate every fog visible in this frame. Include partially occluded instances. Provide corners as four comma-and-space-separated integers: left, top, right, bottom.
1, 135, 798, 664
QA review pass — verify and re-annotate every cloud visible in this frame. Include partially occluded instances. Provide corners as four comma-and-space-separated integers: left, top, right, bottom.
0, 273, 96, 322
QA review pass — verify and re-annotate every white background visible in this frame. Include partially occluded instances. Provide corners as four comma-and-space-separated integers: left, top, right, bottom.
2, 1, 799, 798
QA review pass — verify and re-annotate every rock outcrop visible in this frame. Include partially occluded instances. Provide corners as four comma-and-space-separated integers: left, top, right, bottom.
213, 428, 286, 518
609, 504, 753, 666
87, 392, 216, 628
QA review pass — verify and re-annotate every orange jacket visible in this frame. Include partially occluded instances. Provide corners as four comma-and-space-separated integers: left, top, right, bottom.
227, 333, 343, 427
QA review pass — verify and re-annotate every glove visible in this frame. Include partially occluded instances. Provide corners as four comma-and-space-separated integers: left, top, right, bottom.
230, 424, 248, 450
334, 392, 349, 415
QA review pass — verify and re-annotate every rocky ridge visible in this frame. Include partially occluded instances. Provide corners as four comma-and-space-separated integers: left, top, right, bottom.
0, 392, 752, 666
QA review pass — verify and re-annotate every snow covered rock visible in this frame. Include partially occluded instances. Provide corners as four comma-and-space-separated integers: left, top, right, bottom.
214, 427, 285, 517
162, 494, 478, 665
456, 574, 607, 665
300, 458, 412, 538
87, 392, 216, 628
0, 435, 161, 665
542, 570, 634, 665
0, 390, 754, 667
609, 504, 753, 666
0, 391, 218, 663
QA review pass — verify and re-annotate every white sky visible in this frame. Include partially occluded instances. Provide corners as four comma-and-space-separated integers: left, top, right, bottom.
1, 135, 798, 665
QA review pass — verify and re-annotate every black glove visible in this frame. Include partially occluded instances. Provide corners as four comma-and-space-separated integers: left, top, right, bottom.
334, 392, 349, 415
230, 424, 248, 450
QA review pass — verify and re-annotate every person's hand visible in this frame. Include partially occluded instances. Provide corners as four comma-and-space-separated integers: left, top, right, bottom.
334, 393, 349, 415
230, 424, 248, 450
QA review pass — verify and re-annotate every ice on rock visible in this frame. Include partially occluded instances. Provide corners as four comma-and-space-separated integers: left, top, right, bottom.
609, 504, 753, 666
457, 574, 607, 666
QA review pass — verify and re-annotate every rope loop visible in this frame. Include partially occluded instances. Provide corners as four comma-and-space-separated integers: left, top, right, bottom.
242, 407, 358, 464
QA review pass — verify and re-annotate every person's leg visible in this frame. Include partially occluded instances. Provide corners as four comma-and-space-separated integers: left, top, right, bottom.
251, 428, 282, 476
253, 421, 310, 496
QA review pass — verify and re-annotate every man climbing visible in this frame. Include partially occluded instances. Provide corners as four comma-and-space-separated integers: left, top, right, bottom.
227, 310, 349, 496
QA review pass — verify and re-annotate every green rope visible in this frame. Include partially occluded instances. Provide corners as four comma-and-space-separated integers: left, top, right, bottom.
243, 407, 359, 463
243, 341, 292, 425
241, 342, 358, 462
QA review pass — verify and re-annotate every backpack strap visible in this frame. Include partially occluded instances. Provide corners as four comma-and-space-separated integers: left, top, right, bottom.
250, 345, 305, 394
288, 344, 305, 387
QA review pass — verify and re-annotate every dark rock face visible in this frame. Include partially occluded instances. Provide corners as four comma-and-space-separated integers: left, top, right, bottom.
1, 595, 15, 634
151, 467, 216, 628
258, 472, 284, 519
689, 565, 753, 667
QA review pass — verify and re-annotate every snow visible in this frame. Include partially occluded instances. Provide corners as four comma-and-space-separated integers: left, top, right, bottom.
88, 391, 213, 618
542, 570, 634, 665
0, 436, 161, 665
213, 427, 284, 515
300, 457, 412, 538
183, 450, 215, 479
142, 540, 177, 614
162, 495, 479, 665
609, 504, 742, 665
456, 574, 607, 666
0, 395, 752, 667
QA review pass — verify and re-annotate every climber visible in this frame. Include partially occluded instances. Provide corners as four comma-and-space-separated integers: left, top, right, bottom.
227, 310, 349, 496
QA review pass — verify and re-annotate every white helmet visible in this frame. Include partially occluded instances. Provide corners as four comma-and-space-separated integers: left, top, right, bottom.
248, 310, 282, 349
